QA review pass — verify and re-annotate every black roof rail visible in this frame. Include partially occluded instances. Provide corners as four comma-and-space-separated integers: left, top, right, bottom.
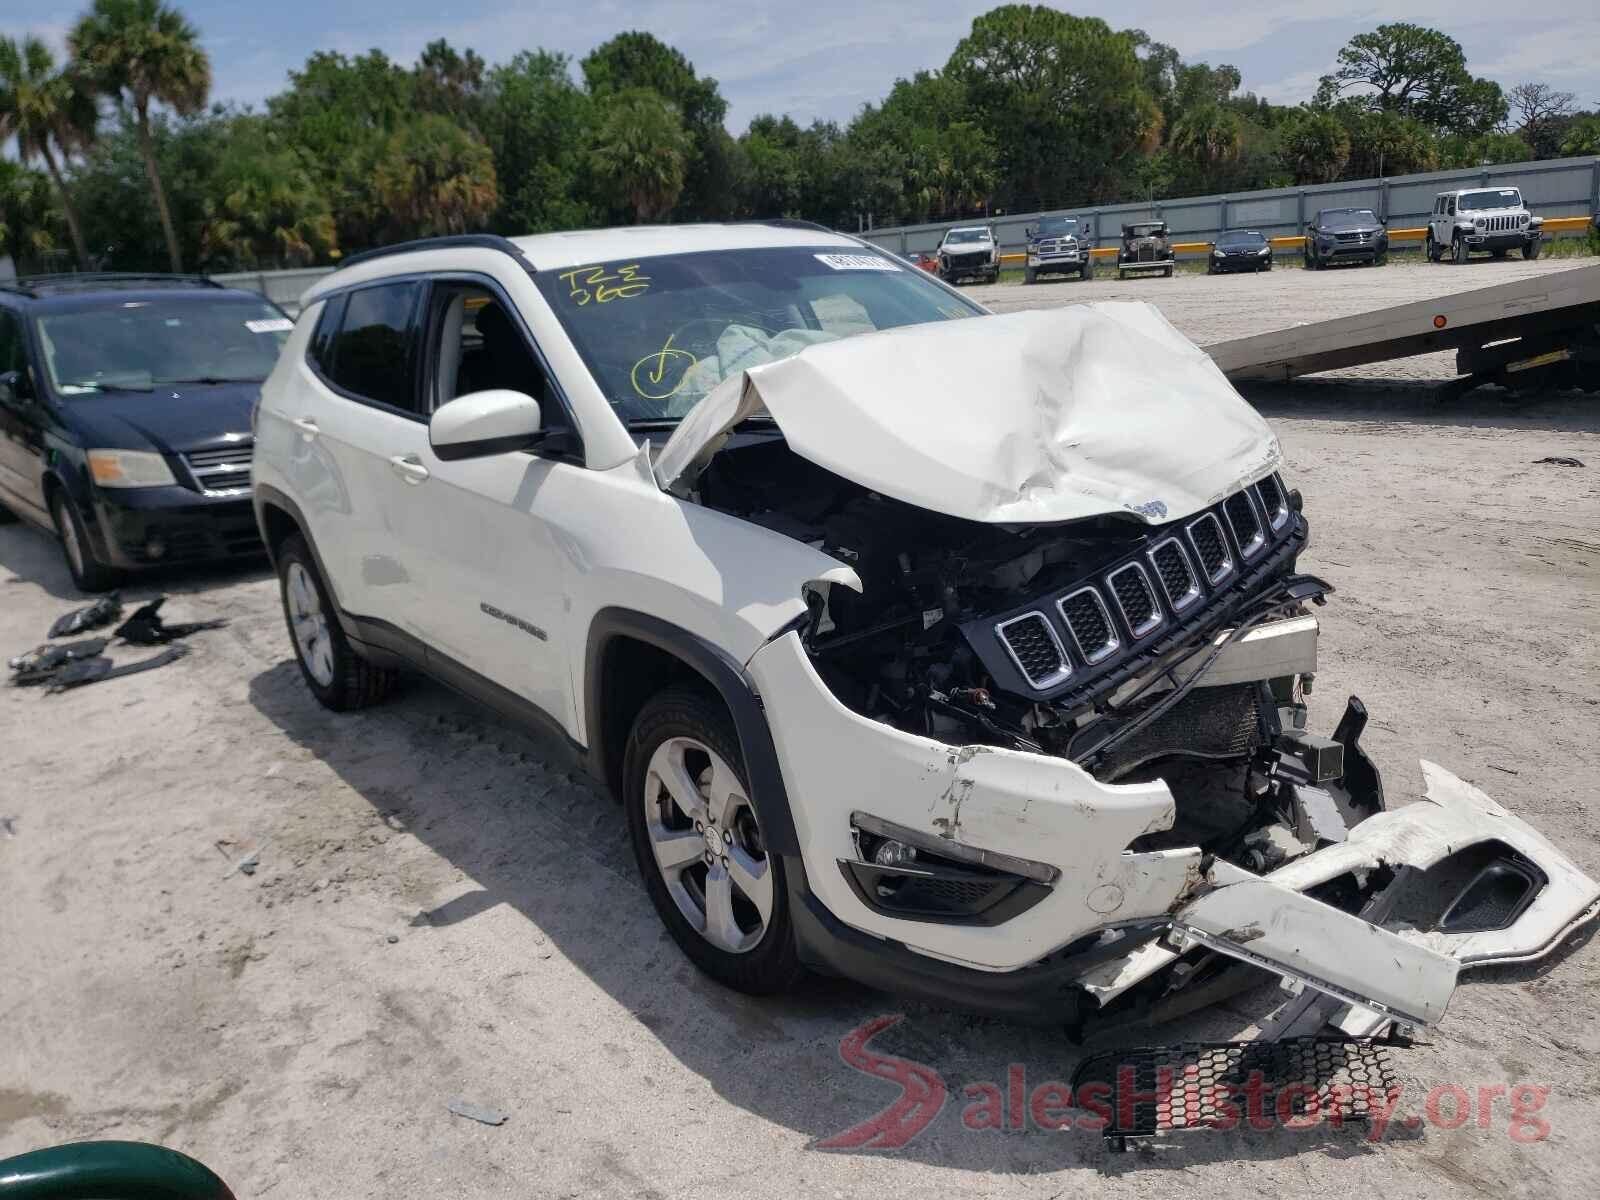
15, 271, 224, 293
336, 233, 536, 273
0, 281, 39, 299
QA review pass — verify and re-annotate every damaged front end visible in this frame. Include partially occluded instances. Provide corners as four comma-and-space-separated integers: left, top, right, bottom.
667, 305, 1599, 1036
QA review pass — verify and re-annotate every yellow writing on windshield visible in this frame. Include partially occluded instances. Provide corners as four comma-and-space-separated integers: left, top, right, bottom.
630, 334, 698, 401
558, 263, 651, 306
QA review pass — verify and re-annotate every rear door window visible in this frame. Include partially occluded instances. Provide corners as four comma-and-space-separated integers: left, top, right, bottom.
320, 282, 424, 413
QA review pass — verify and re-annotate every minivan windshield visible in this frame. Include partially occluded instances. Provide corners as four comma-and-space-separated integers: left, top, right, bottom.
1458, 188, 1521, 211
535, 245, 984, 424
38, 295, 292, 395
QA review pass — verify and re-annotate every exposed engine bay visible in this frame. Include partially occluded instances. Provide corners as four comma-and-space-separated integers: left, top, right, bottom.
696, 431, 1385, 884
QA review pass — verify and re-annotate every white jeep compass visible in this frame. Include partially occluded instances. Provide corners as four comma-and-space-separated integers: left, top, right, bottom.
253, 223, 1597, 1035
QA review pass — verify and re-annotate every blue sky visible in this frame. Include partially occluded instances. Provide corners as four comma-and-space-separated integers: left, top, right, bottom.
9, 1, 1598, 132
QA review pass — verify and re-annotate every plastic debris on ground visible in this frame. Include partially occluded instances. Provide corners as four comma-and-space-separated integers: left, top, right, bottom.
447, 1099, 509, 1126
10, 594, 223, 691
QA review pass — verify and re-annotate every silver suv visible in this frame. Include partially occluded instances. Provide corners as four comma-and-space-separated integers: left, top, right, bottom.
1427, 187, 1543, 264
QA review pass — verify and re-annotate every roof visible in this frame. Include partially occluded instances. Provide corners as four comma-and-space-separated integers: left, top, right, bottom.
511, 222, 860, 272
0, 285, 271, 313
0, 273, 265, 308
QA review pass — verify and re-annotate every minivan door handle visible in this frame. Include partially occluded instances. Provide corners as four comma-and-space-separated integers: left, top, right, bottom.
291, 416, 320, 440
389, 454, 430, 485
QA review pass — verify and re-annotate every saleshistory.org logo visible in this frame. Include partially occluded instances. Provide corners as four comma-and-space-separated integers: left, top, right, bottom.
815, 1016, 1555, 1150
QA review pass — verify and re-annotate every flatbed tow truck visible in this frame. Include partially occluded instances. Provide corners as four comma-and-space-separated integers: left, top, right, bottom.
1207, 261, 1600, 394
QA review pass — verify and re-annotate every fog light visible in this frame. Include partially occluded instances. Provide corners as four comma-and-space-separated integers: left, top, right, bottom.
872, 839, 917, 868
145, 537, 166, 560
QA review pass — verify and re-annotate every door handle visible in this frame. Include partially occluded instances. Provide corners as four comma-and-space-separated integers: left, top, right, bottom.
291, 416, 319, 440
389, 454, 430, 484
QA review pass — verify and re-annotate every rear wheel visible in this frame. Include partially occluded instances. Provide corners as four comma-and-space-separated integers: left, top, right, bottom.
277, 533, 400, 710
50, 491, 118, 593
624, 685, 804, 995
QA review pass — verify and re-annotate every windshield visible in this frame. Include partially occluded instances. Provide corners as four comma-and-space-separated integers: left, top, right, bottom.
1126, 225, 1164, 237
944, 229, 990, 244
535, 245, 984, 424
1459, 189, 1521, 211
37, 296, 292, 394
1219, 230, 1267, 245
1323, 210, 1378, 227
1036, 218, 1078, 237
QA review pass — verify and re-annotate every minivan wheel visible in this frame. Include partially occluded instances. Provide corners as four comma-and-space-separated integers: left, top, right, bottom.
277, 533, 399, 710
624, 685, 804, 995
50, 492, 118, 592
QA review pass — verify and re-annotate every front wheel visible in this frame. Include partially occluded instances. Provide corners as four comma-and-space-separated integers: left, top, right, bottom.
1023, 264, 1036, 284
624, 685, 804, 995
1426, 231, 1440, 262
50, 491, 118, 592
1453, 236, 1470, 264
1079, 260, 1092, 281
1523, 240, 1541, 260
1163, 264, 1174, 278
277, 533, 400, 710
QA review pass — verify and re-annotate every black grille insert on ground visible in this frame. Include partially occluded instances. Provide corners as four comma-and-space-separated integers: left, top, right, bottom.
997, 612, 1068, 687
1108, 564, 1161, 637
1071, 1036, 1401, 1145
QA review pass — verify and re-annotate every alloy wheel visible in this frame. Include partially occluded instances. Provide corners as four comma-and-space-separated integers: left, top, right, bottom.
285, 561, 335, 687
642, 735, 773, 954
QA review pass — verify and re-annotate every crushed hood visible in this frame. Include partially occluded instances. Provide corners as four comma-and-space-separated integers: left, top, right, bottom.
654, 302, 1281, 526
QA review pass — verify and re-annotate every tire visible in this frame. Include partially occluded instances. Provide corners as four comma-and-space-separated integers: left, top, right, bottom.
1023, 264, 1036, 284
1374, 252, 1387, 267
1163, 264, 1174, 278
624, 684, 805, 995
50, 491, 118, 593
1079, 260, 1092, 281
1426, 231, 1439, 262
1453, 236, 1469, 264
1117, 269, 1127, 281
276, 533, 400, 710
1523, 240, 1541, 260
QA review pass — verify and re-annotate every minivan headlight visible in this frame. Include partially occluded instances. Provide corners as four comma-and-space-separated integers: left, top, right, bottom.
87, 449, 177, 488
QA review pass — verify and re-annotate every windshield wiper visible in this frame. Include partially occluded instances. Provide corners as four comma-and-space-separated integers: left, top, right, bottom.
626, 419, 681, 431
63, 380, 152, 394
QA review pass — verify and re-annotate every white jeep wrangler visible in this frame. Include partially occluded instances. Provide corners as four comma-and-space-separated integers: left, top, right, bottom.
1427, 186, 1543, 264
252, 224, 1597, 1034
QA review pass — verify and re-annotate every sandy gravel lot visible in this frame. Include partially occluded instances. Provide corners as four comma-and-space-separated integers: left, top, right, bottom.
3, 259, 1598, 1198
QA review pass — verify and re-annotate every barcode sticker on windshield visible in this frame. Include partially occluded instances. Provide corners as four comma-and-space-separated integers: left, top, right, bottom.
814, 253, 901, 272
246, 318, 293, 333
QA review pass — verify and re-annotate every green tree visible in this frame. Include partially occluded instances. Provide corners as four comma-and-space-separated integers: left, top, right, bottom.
0, 36, 97, 267
1559, 116, 1600, 156
946, 6, 1152, 207
70, 0, 211, 272
582, 33, 732, 218
373, 114, 498, 238
589, 88, 690, 223
414, 38, 486, 125
0, 158, 64, 270
1170, 104, 1244, 185
1437, 130, 1532, 168
1321, 23, 1505, 134
479, 51, 596, 233
201, 117, 335, 268
1351, 109, 1438, 176
1276, 109, 1350, 183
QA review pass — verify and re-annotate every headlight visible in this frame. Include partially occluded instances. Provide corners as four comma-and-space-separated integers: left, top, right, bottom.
87, 449, 177, 488
1213, 249, 1224, 258
1474, 218, 1484, 230
1257, 245, 1271, 255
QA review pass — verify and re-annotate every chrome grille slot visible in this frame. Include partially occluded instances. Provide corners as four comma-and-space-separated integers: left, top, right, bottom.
1147, 537, 1201, 613
1186, 511, 1233, 584
184, 441, 253, 495
1254, 474, 1290, 530
1057, 586, 1119, 664
1223, 490, 1265, 559
996, 612, 1071, 689
1107, 563, 1163, 639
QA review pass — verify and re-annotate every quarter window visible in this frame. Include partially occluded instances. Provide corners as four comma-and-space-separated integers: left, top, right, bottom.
319, 282, 424, 411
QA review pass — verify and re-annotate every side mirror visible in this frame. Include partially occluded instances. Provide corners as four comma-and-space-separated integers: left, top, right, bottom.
1025, 227, 1035, 239
429, 389, 543, 462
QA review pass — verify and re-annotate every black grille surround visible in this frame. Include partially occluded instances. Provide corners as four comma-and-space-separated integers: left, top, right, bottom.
962, 477, 1304, 706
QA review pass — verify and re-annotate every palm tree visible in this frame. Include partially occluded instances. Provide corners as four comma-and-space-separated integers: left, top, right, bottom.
0, 36, 97, 268
590, 88, 690, 223
70, 0, 210, 272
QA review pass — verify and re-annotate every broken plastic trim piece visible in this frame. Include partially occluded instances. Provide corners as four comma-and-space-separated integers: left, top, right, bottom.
45, 644, 189, 693
48, 592, 122, 638
114, 598, 228, 645
8, 638, 110, 685
850, 811, 1061, 885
